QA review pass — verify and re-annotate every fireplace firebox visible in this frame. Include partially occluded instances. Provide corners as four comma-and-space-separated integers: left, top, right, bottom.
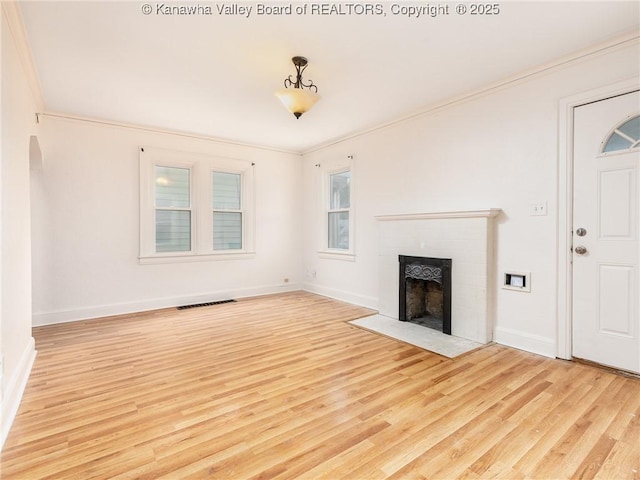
399, 255, 452, 334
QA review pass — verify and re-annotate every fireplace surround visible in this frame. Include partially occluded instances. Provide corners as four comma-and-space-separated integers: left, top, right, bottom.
376, 209, 501, 344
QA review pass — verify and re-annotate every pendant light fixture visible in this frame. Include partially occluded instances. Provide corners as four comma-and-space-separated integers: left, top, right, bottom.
275, 56, 320, 119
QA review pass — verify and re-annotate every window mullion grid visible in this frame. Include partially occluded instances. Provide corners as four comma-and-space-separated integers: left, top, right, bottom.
614, 128, 637, 144
328, 207, 349, 215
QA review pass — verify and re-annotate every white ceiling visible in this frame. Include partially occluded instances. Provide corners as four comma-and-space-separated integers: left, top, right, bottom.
19, 1, 640, 152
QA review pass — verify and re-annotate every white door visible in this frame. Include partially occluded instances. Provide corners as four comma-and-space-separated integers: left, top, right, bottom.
572, 90, 640, 374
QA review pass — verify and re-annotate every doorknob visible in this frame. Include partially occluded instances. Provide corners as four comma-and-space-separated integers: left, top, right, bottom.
575, 245, 588, 255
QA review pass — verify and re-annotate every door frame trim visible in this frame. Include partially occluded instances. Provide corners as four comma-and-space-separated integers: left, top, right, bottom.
557, 78, 639, 360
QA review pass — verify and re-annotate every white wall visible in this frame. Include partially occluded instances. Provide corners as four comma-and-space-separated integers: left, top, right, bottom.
1, 8, 38, 448
32, 117, 303, 325
302, 42, 640, 358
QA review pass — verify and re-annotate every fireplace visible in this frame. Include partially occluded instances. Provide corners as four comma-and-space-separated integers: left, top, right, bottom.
377, 209, 500, 343
399, 255, 452, 334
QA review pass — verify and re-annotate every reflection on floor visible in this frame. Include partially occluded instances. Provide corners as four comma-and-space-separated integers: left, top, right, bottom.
349, 314, 484, 358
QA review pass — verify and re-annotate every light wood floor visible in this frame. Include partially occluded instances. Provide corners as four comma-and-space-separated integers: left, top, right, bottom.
2, 292, 639, 479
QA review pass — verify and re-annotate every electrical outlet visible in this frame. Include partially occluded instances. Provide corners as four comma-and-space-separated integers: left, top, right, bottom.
530, 202, 547, 216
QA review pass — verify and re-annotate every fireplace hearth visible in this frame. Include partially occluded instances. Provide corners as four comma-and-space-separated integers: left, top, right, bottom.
399, 255, 452, 334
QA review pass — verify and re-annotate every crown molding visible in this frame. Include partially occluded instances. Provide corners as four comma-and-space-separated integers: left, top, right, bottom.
2, 1, 45, 111
303, 30, 640, 155
40, 111, 303, 156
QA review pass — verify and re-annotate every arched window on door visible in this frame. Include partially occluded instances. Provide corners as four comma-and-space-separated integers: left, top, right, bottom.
601, 114, 640, 153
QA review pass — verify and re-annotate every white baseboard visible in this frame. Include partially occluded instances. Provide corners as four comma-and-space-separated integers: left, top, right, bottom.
302, 282, 378, 310
493, 326, 556, 358
32, 283, 300, 326
1, 337, 37, 451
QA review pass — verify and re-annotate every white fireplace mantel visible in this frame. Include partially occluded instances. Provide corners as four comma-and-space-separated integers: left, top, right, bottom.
375, 208, 501, 344
375, 208, 502, 222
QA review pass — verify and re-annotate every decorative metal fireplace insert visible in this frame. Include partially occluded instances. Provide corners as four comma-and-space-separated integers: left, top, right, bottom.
399, 255, 452, 334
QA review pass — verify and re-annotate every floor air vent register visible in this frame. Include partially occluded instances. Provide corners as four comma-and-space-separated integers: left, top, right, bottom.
177, 299, 237, 310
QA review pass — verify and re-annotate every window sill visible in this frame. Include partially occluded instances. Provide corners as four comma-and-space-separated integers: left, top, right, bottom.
139, 251, 256, 265
317, 250, 356, 262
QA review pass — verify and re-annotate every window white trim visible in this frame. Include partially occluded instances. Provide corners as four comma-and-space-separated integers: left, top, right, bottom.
139, 146, 255, 262
317, 155, 355, 260
318, 250, 356, 262
139, 252, 256, 265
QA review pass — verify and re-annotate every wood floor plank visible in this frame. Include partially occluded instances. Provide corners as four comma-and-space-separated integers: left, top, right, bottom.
2, 292, 639, 479
526, 374, 627, 479
357, 356, 548, 476
382, 375, 554, 478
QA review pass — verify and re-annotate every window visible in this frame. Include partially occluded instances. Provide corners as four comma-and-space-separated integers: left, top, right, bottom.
328, 170, 350, 250
212, 172, 242, 250
140, 147, 254, 263
602, 114, 640, 153
318, 156, 355, 260
155, 166, 192, 252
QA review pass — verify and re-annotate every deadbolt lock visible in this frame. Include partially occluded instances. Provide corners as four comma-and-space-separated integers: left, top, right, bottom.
576, 228, 587, 237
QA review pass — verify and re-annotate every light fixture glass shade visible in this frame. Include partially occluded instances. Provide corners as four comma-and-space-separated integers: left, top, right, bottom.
275, 88, 320, 119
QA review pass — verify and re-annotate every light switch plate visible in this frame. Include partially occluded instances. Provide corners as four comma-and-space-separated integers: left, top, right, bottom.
530, 202, 547, 216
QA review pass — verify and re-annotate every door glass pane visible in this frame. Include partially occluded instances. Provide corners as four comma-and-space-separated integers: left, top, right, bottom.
155, 166, 190, 208
213, 172, 241, 210
330, 171, 350, 209
213, 212, 242, 250
603, 132, 633, 153
617, 115, 640, 141
156, 210, 191, 252
328, 211, 349, 250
